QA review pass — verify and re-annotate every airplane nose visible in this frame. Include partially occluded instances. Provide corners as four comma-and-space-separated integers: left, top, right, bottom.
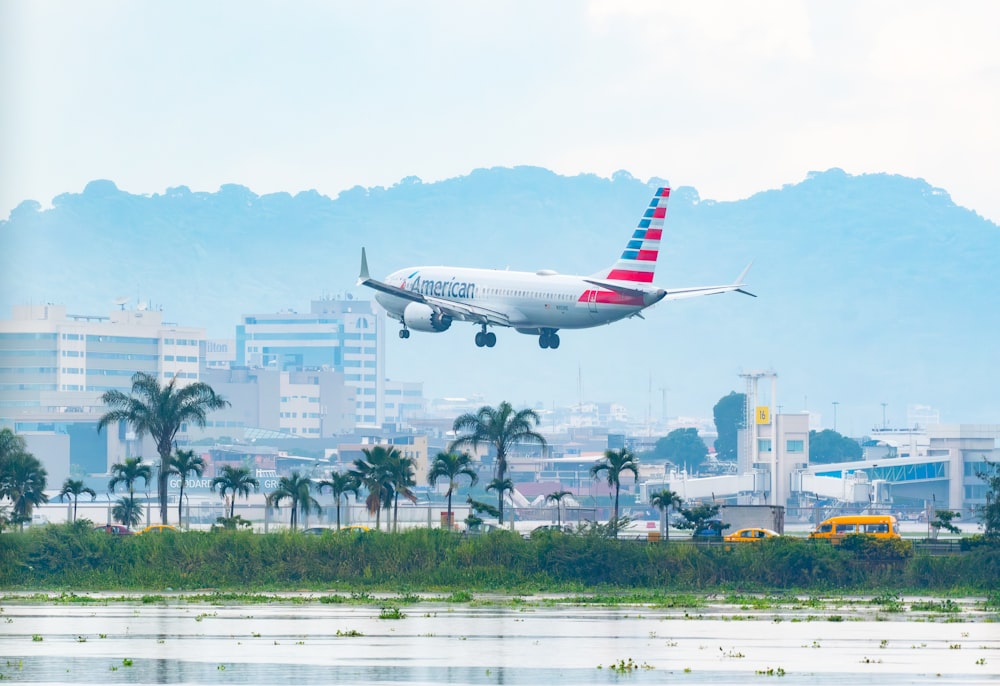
644, 289, 667, 306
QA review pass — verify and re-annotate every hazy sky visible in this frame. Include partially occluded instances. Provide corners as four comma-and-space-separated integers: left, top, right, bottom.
2, 1, 999, 223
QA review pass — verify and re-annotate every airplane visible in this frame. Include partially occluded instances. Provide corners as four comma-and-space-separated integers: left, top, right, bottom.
358, 186, 754, 350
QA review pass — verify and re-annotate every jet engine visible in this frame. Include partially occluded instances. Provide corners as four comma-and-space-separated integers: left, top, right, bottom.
402, 302, 452, 332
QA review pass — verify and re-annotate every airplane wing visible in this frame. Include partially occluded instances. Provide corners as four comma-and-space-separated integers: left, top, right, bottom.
358, 248, 513, 326
661, 262, 756, 300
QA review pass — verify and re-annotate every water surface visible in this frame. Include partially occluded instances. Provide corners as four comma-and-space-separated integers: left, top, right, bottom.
2, 596, 996, 684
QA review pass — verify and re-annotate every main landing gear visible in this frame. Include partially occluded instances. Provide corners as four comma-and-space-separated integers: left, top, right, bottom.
475, 325, 496, 348
398, 328, 410, 339
538, 329, 560, 349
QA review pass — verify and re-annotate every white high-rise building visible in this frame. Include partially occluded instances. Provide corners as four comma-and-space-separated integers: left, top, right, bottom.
0, 303, 207, 482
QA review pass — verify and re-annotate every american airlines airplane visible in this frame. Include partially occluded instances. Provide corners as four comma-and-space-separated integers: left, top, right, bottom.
358, 187, 754, 350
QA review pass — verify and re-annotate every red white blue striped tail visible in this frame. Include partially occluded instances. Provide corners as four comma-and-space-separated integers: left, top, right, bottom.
599, 187, 669, 284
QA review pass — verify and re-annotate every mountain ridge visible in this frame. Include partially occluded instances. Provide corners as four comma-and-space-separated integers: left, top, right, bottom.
2, 167, 997, 428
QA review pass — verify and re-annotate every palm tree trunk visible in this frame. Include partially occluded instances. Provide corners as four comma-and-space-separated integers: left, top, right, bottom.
613, 486, 620, 535
72, 497, 78, 522
177, 483, 185, 529
496, 455, 506, 525
445, 490, 453, 529
158, 457, 170, 525
336, 499, 342, 530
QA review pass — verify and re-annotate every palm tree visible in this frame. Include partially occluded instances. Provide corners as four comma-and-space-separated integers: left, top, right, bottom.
168, 449, 205, 528
317, 471, 360, 530
0, 429, 27, 463
649, 488, 683, 541
109, 456, 152, 528
112, 495, 144, 528
590, 447, 639, 535
108, 456, 152, 499
486, 476, 514, 525
210, 465, 260, 519
0, 447, 49, 530
387, 451, 417, 531
0, 431, 41, 530
428, 452, 479, 529
349, 446, 398, 531
267, 471, 320, 531
546, 489, 572, 529
449, 402, 546, 525
58, 478, 97, 522
97, 371, 229, 525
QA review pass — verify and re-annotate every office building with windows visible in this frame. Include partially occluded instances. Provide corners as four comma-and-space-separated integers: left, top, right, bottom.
0, 303, 206, 483
195, 366, 357, 440
235, 297, 384, 426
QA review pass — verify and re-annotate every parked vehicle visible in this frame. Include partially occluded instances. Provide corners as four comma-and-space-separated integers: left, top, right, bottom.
724, 527, 779, 542
691, 527, 723, 540
809, 514, 900, 541
140, 524, 178, 534
94, 524, 134, 535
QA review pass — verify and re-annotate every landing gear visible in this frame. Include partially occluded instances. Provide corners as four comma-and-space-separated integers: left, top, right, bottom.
474, 327, 496, 348
538, 330, 560, 349
398, 328, 410, 339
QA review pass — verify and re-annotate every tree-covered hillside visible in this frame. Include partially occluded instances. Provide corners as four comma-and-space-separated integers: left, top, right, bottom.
2, 167, 997, 425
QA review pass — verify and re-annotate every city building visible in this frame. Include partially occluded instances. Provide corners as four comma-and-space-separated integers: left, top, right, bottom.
193, 366, 357, 440
235, 297, 384, 426
0, 303, 207, 483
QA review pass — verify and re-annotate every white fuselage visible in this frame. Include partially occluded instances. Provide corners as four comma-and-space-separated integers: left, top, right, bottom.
375, 266, 654, 333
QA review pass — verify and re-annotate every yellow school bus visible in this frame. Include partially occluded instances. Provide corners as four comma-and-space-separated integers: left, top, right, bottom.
809, 514, 900, 541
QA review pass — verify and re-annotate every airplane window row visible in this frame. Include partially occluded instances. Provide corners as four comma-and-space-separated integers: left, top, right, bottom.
479, 288, 575, 300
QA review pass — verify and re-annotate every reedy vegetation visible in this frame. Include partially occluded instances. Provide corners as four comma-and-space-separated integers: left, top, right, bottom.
2, 520, 997, 593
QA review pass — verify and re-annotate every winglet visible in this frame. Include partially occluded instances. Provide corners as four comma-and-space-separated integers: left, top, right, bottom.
734, 261, 756, 297
358, 247, 370, 285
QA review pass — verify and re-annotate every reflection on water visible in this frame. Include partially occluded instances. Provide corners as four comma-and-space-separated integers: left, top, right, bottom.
2, 597, 997, 684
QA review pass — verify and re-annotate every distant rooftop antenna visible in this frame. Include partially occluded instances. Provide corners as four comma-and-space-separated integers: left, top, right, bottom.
114, 296, 129, 311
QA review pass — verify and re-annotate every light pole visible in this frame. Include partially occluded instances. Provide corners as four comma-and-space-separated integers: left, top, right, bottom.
832, 401, 839, 432
881, 402, 888, 429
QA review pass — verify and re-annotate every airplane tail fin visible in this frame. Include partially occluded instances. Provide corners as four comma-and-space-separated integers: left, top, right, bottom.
596, 187, 669, 284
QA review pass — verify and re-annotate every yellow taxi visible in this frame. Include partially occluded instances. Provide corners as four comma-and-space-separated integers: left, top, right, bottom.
723, 527, 779, 542
140, 524, 179, 534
